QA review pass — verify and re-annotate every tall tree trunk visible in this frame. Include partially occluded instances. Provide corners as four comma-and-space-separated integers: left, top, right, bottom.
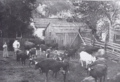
106, 12, 114, 42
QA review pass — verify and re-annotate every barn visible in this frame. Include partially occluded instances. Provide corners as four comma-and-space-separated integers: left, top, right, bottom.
44, 18, 91, 48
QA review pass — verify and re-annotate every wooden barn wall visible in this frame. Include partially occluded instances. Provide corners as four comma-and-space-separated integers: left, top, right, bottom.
45, 24, 90, 48
65, 33, 77, 47
55, 32, 80, 48
56, 33, 65, 47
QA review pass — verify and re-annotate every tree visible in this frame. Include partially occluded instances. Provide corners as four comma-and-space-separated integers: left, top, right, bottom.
72, 1, 120, 46
0, 0, 36, 38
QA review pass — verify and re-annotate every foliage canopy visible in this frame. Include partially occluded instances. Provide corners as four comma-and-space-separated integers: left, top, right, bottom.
0, 0, 36, 38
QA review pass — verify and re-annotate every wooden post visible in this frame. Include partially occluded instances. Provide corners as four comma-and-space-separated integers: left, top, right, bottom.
78, 32, 86, 45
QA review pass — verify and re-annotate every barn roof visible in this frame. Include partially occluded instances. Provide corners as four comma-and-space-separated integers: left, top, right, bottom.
34, 18, 50, 28
33, 18, 87, 29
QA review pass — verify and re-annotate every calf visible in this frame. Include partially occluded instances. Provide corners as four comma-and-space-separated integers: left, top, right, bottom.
65, 48, 78, 59
40, 44, 47, 52
79, 51, 96, 69
90, 57, 106, 67
28, 47, 37, 59
88, 64, 108, 82
16, 49, 29, 65
35, 58, 69, 82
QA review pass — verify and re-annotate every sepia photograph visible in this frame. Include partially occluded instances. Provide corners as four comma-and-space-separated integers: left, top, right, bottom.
0, 0, 120, 82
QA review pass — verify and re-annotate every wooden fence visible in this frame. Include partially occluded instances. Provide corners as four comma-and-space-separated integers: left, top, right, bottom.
83, 37, 120, 60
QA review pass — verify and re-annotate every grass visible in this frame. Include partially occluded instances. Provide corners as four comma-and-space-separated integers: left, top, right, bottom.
0, 51, 120, 82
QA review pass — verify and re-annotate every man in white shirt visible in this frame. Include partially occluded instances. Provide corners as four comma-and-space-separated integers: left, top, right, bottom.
13, 39, 20, 55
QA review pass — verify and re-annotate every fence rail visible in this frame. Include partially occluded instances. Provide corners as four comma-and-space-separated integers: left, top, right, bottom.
83, 37, 120, 60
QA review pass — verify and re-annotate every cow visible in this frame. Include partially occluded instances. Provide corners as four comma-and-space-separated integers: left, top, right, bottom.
40, 44, 47, 52
28, 47, 37, 59
82, 45, 105, 57
87, 57, 106, 75
79, 51, 96, 69
45, 41, 58, 50
16, 49, 29, 65
89, 57, 106, 67
88, 64, 108, 82
64, 48, 78, 59
34, 58, 69, 82
29, 57, 45, 67
24, 41, 35, 50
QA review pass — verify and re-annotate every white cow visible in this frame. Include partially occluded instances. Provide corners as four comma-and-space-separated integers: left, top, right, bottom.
79, 51, 96, 68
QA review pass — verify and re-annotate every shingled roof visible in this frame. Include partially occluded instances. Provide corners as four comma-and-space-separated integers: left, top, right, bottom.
34, 18, 51, 28
34, 18, 85, 27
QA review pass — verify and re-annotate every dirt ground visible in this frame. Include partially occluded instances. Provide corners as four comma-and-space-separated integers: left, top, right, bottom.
0, 51, 120, 82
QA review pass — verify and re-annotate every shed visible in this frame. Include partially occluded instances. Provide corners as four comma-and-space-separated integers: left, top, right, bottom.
44, 18, 89, 48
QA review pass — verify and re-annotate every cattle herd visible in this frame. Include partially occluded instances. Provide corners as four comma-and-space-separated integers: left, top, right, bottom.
13, 40, 119, 82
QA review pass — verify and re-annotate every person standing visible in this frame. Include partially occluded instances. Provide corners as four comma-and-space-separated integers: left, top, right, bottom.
3, 42, 9, 57
13, 39, 20, 55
